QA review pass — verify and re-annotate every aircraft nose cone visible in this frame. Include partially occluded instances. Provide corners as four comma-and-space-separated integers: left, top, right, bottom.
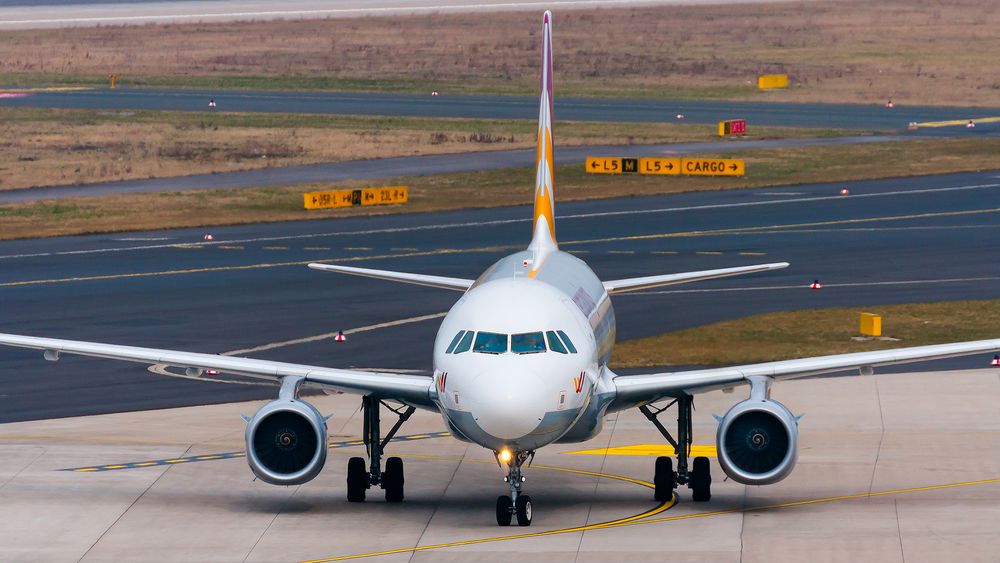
464, 364, 548, 440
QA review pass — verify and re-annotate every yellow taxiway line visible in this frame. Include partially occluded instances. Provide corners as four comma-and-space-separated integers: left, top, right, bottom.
300, 459, 677, 563
308, 475, 1000, 562
4, 207, 999, 289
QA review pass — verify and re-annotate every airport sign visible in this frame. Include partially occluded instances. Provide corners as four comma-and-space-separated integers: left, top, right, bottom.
304, 186, 408, 210
638, 158, 681, 175
681, 158, 745, 176
586, 157, 624, 174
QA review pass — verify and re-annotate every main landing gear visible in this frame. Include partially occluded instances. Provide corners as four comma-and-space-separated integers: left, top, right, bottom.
496, 449, 534, 526
347, 396, 414, 503
640, 393, 712, 503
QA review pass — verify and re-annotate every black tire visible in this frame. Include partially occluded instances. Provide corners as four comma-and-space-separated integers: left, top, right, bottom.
654, 456, 676, 502
496, 496, 513, 526
384, 457, 405, 503
690, 456, 712, 502
347, 457, 368, 503
515, 494, 533, 527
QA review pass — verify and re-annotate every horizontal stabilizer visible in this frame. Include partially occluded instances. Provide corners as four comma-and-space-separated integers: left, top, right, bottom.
308, 263, 473, 291
602, 262, 789, 295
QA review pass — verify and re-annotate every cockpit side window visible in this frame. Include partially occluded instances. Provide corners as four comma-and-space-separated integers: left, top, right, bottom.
546, 331, 567, 354
445, 331, 466, 354
473, 332, 508, 354
453, 330, 474, 354
556, 330, 578, 354
512, 332, 546, 354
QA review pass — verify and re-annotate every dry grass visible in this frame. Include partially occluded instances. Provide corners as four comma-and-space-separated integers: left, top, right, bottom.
0, 107, 837, 190
611, 300, 1000, 368
1, 136, 998, 240
2, 1, 999, 105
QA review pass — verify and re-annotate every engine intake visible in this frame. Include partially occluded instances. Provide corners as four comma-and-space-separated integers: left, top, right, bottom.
245, 398, 327, 486
716, 398, 797, 485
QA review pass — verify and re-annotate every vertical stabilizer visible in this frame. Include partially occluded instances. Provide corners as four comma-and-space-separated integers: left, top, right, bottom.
530, 10, 557, 255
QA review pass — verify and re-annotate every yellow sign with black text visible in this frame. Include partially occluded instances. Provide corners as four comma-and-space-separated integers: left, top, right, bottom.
586, 157, 623, 174
304, 186, 408, 210
680, 158, 745, 177
638, 158, 681, 175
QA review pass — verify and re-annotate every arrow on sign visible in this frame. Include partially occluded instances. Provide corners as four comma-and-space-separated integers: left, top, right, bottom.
729, 164, 738, 171
591, 161, 600, 169
667, 162, 674, 170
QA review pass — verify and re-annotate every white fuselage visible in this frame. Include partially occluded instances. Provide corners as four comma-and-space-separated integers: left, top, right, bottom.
429, 249, 616, 451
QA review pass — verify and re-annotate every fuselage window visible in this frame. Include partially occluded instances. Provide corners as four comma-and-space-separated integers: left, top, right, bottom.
445, 331, 466, 354
512, 332, 546, 354
556, 330, 578, 354
473, 332, 508, 354
546, 330, 568, 354
453, 330, 474, 354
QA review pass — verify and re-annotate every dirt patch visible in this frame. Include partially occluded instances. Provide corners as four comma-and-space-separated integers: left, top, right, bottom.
0, 107, 841, 191
2, 1, 999, 105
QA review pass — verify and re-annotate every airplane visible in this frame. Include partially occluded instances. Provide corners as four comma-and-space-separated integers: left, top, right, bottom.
1, 11, 999, 528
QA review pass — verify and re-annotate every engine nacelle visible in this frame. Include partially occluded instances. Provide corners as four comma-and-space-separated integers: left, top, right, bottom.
716, 397, 798, 485
245, 398, 327, 486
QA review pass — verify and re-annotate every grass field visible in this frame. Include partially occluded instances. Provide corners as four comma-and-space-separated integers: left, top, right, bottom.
0, 107, 844, 191
1, 136, 998, 240
611, 300, 1000, 368
1, 1, 999, 105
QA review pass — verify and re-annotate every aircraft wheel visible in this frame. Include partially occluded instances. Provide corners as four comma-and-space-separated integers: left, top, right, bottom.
347, 457, 368, 502
383, 457, 405, 503
496, 496, 513, 526
515, 494, 533, 526
654, 456, 676, 501
690, 456, 712, 502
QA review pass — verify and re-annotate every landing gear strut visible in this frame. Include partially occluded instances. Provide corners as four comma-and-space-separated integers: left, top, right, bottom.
496, 450, 534, 526
347, 395, 414, 503
640, 393, 712, 502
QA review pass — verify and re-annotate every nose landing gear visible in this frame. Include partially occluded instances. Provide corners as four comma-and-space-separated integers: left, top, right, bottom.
496, 449, 534, 526
346, 396, 414, 503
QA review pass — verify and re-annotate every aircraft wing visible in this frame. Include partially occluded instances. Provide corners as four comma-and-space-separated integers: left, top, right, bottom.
309, 263, 473, 291
0, 333, 435, 408
612, 338, 1000, 407
602, 262, 789, 295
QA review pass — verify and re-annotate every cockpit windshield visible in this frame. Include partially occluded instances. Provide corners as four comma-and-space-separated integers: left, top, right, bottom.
445, 329, 578, 355
511, 332, 546, 354
473, 332, 508, 354
546, 331, 567, 354
452, 331, 474, 354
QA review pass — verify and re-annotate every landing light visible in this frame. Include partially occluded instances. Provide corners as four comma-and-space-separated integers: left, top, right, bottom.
498, 449, 512, 464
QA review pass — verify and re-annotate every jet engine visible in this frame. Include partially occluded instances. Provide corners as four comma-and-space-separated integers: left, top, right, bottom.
245, 398, 327, 486
716, 397, 798, 485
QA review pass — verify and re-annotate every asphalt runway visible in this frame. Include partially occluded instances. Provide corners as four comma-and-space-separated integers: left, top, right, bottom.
0, 370, 997, 561
0, 134, 905, 203
4, 87, 998, 132
0, 0, 818, 29
1, 170, 999, 423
